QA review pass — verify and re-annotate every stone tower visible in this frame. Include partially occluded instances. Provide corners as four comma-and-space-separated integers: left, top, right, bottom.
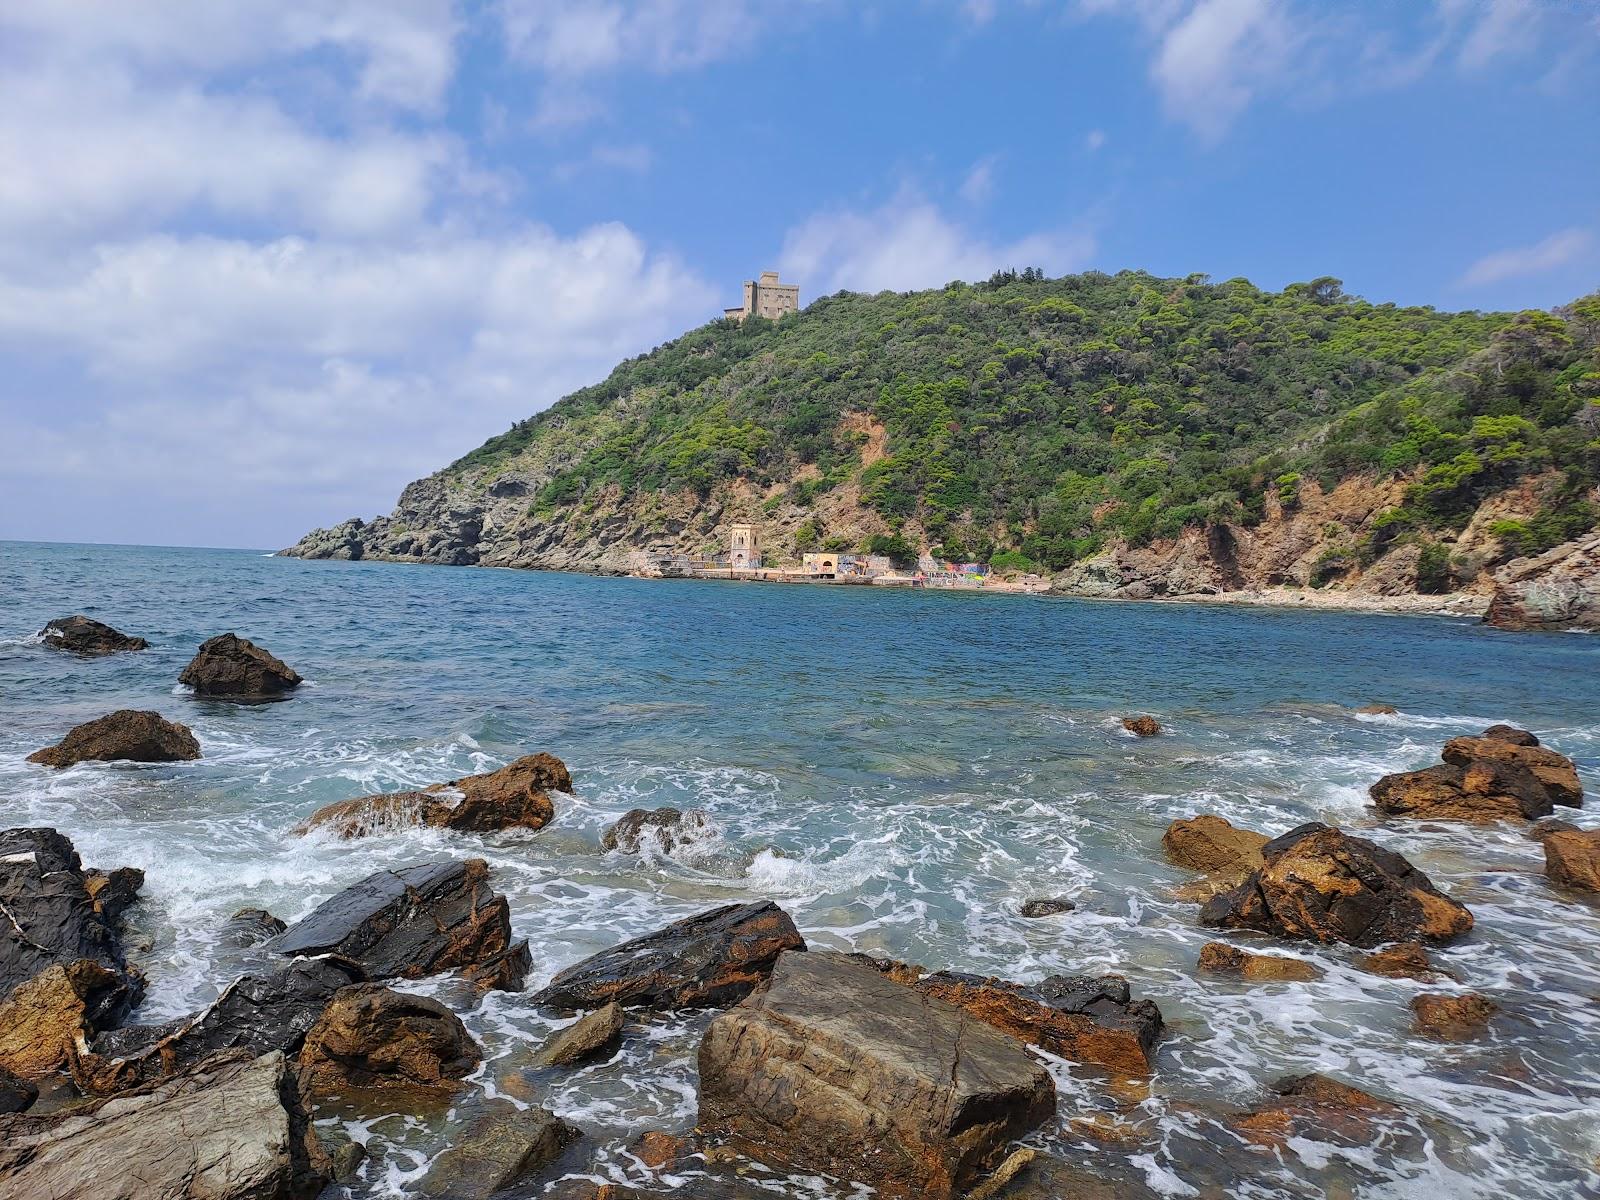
729, 522, 760, 569
724, 271, 799, 322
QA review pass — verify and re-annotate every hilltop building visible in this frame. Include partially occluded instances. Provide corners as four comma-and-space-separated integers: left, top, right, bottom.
725, 271, 799, 322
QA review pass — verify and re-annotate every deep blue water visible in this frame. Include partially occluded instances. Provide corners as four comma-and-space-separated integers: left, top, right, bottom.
2, 540, 1598, 1198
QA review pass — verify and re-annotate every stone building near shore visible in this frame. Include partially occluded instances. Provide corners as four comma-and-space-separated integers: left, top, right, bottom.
730, 522, 760, 569
725, 271, 799, 322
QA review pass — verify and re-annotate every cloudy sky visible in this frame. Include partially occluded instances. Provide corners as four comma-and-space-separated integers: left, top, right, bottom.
2, 1, 1596, 549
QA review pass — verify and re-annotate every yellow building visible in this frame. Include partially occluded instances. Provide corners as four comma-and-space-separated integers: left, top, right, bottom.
802, 552, 839, 576
724, 271, 800, 322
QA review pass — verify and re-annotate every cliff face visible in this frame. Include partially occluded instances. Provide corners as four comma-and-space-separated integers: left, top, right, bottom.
1486, 529, 1600, 631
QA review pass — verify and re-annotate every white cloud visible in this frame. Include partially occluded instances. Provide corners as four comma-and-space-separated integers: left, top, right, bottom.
500, 0, 770, 75
780, 190, 1096, 294
958, 156, 1000, 206
1458, 228, 1595, 289
1085, 129, 1108, 151
553, 142, 655, 182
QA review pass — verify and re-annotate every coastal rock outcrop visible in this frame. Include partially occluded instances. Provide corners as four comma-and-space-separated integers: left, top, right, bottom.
600, 807, 713, 854
39, 615, 147, 656
1485, 528, 1600, 632
179, 632, 302, 700
531, 1001, 624, 1068
297, 753, 570, 839
1543, 828, 1600, 892
535, 901, 804, 1011
1370, 726, 1583, 821
1230, 1073, 1405, 1150
0, 960, 127, 1081
418, 1099, 583, 1199
0, 1065, 36, 1113
0, 1050, 327, 1200
1197, 941, 1323, 983
270, 859, 529, 991
1409, 992, 1498, 1039
1162, 814, 1268, 896
1199, 822, 1474, 947
297, 983, 480, 1097
27, 709, 200, 768
697, 950, 1056, 1200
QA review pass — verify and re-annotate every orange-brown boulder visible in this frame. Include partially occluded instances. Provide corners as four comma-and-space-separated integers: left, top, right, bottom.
297, 984, 480, 1098
1162, 815, 1268, 893
1196, 942, 1323, 983
1356, 942, 1454, 982
0, 960, 125, 1080
1370, 726, 1582, 822
27, 710, 200, 768
1410, 992, 1498, 1039
1231, 1074, 1405, 1150
1543, 829, 1600, 893
1122, 715, 1161, 737
296, 752, 570, 838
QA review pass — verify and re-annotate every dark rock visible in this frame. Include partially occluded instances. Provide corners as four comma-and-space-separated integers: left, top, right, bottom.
1197, 941, 1323, 983
298, 983, 480, 1097
1122, 715, 1161, 736
330, 1137, 368, 1182
27, 710, 200, 768
1200, 822, 1473, 947
535, 901, 804, 1012
1544, 828, 1600, 892
223, 907, 287, 946
1483, 724, 1540, 746
269, 858, 528, 990
82, 867, 143, 922
74, 957, 365, 1095
1019, 897, 1075, 918
1370, 727, 1583, 822
698, 950, 1056, 1200
1230, 1073, 1405, 1150
532, 1001, 624, 1067
0, 960, 128, 1080
0, 1063, 36, 1113
1356, 941, 1454, 982
40, 616, 147, 656
0, 1049, 327, 1200
1410, 992, 1498, 1039
178, 633, 302, 700
418, 1098, 583, 1199
296, 752, 569, 839
600, 806, 712, 854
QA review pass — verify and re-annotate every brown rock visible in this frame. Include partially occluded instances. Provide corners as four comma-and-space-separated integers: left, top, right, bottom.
1483, 724, 1540, 746
1122, 715, 1161, 737
417, 1098, 582, 1199
697, 951, 1056, 1200
82, 867, 144, 922
1410, 992, 1498, 1039
298, 984, 480, 1097
39, 616, 147, 656
1197, 941, 1323, 983
27, 710, 200, 768
1528, 817, 1580, 842
1200, 822, 1473, 947
0, 960, 125, 1080
1484, 527, 1600, 632
1543, 829, 1600, 892
1356, 941, 1454, 982
1370, 727, 1583, 822
601, 807, 712, 854
178, 632, 302, 700
628, 1130, 687, 1170
1355, 704, 1398, 715
532, 1002, 624, 1068
1162, 814, 1268, 880
1442, 736, 1583, 807
1231, 1073, 1404, 1150
297, 752, 569, 838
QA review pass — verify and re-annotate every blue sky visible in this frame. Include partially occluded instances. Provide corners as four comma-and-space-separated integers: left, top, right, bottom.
1, 0, 1596, 549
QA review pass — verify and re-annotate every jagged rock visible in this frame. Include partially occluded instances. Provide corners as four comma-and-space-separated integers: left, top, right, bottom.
698, 950, 1056, 1200
1162, 814, 1268, 894
1483, 723, 1541, 746
1230, 1073, 1404, 1149
1197, 941, 1323, 983
0, 828, 143, 1018
1371, 727, 1583, 821
0, 1050, 327, 1200
1019, 897, 1075, 918
270, 859, 529, 990
1200, 822, 1473, 947
1529, 817, 1580, 841
178, 632, 302, 700
39, 615, 147, 656
330, 1137, 368, 1181
1122, 715, 1161, 737
297, 753, 569, 839
1356, 941, 1454, 982
1355, 704, 1398, 715
82, 867, 143, 921
0, 960, 126, 1080
912, 970, 1162, 1074
600, 806, 712, 854
1410, 992, 1498, 1039
535, 901, 805, 1011
74, 957, 365, 1095
26, 710, 200, 768
297, 983, 479, 1097
532, 1002, 624, 1067
223, 907, 288, 945
1543, 828, 1600, 892
1485, 528, 1600, 632
418, 1098, 582, 1199
0, 1064, 36, 1113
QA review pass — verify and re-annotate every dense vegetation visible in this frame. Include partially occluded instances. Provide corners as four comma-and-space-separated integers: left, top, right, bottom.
449, 271, 1600, 572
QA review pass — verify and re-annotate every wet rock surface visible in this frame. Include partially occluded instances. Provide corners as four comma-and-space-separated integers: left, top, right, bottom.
39, 615, 147, 656
298, 752, 570, 839
698, 950, 1056, 1200
535, 901, 804, 1011
1197, 941, 1323, 983
0, 960, 127, 1081
1370, 726, 1583, 822
418, 1098, 583, 1199
270, 858, 529, 989
1200, 822, 1474, 947
1122, 715, 1162, 736
178, 632, 302, 700
298, 983, 480, 1097
1230, 1073, 1406, 1150
1019, 897, 1076, 917
1357, 941, 1455, 982
1410, 992, 1499, 1039
1543, 828, 1600, 892
0, 1064, 36, 1113
223, 907, 288, 946
600, 806, 712, 854
26, 709, 200, 768
532, 1001, 624, 1067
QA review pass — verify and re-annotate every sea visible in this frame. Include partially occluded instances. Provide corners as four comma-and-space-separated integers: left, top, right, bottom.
2, 539, 1598, 1199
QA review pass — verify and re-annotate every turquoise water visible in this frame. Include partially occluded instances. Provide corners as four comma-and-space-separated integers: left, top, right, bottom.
3, 539, 1598, 1198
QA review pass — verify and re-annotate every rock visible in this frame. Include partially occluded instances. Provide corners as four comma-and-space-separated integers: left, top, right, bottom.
0, 1050, 326, 1200
178, 632, 302, 700
0, 1064, 37, 1113
330, 1137, 368, 1182
912, 970, 1163, 1074
39, 616, 147, 656
269, 859, 529, 990
1122, 715, 1161, 737
1355, 704, 1398, 715
73, 957, 365, 1095
1197, 941, 1323, 983
1485, 528, 1600, 632
297, 983, 479, 1097
82, 867, 143, 922
0, 828, 143, 1018
417, 1098, 582, 1199
1441, 734, 1583, 805
698, 950, 1056, 1200
1162, 814, 1268, 886
1410, 992, 1498, 1039
1356, 941, 1454, 982
532, 1002, 624, 1067
297, 752, 570, 839
223, 907, 288, 945
627, 1129, 688, 1169
1543, 828, 1600, 892
1528, 817, 1580, 842
600, 806, 713, 854
1483, 724, 1540, 746
0, 960, 126, 1080
1199, 822, 1473, 947
26, 710, 200, 768
535, 901, 805, 1011
1230, 1073, 1404, 1150
1019, 897, 1075, 918
1370, 726, 1583, 822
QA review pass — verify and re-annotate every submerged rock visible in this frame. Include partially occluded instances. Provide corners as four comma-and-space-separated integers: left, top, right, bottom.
178, 632, 302, 700
600, 806, 712, 854
1197, 941, 1323, 983
1355, 703, 1398, 715
1370, 725, 1583, 822
1543, 828, 1600, 892
698, 950, 1056, 1200
0, 960, 127, 1081
1019, 897, 1076, 918
418, 1098, 582, 1199
39, 615, 147, 656
298, 983, 480, 1097
1200, 822, 1473, 947
532, 1002, 624, 1068
1122, 715, 1161, 737
26, 710, 199, 768
0, 1050, 327, 1200
1410, 992, 1498, 1039
535, 901, 804, 1011
1230, 1073, 1405, 1150
269, 859, 529, 991
297, 753, 570, 839
222, 907, 288, 946
1356, 941, 1454, 982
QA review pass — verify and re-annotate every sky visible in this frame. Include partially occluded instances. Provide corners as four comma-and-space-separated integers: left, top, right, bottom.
1, 1, 1597, 550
